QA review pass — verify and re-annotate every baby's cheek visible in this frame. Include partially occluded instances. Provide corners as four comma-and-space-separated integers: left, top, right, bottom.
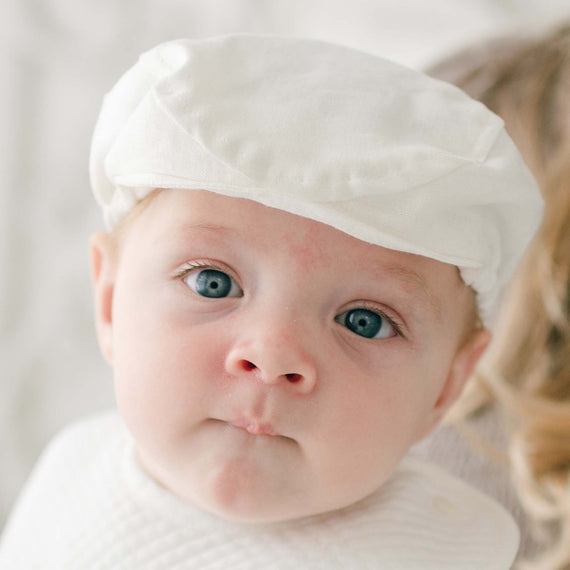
112, 322, 186, 426
331, 375, 428, 452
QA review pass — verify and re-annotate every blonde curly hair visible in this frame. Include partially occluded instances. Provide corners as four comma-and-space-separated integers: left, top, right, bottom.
429, 23, 570, 570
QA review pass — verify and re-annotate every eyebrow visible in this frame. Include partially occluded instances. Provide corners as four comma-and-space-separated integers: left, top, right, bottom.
376, 264, 443, 322
180, 222, 236, 234
158, 222, 238, 244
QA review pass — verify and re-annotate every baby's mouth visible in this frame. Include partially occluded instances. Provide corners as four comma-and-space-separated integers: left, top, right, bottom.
209, 417, 296, 444
228, 418, 278, 437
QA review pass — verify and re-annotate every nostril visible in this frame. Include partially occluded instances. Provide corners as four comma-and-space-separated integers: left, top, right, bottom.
233, 359, 304, 384
285, 373, 302, 383
240, 360, 257, 372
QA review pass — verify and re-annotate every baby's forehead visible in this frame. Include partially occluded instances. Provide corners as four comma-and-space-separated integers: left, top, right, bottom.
139, 188, 462, 288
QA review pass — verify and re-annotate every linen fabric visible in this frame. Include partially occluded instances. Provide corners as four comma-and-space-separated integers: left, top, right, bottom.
0, 412, 519, 569
89, 35, 542, 327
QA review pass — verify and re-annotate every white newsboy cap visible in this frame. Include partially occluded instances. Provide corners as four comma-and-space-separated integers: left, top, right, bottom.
90, 35, 542, 328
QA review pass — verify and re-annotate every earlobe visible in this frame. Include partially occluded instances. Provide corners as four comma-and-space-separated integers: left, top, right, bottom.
420, 328, 492, 438
90, 232, 116, 365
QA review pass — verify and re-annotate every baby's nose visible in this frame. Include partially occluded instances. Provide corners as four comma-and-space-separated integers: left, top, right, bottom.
224, 329, 317, 394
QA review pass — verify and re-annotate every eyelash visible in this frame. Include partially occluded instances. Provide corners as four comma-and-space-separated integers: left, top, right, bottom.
173, 260, 238, 281
173, 261, 406, 338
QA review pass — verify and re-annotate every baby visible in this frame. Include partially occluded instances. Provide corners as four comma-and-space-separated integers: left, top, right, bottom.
0, 35, 542, 569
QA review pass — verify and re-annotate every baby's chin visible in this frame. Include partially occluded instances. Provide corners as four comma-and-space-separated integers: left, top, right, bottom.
136, 445, 312, 523
175, 459, 319, 524
140, 457, 343, 524
168, 466, 391, 526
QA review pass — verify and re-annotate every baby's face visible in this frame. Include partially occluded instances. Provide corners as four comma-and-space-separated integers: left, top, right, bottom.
92, 189, 486, 523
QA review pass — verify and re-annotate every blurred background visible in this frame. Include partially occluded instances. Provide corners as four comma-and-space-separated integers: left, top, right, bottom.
2, 0, 570, 531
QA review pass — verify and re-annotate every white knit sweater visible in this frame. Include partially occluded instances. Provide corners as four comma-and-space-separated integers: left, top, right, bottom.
0, 412, 519, 569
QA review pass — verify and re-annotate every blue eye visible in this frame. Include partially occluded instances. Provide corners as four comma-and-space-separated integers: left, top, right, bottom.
184, 269, 242, 298
336, 308, 396, 339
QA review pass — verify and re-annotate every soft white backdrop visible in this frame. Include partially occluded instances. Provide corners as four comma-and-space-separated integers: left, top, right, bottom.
1, 0, 569, 530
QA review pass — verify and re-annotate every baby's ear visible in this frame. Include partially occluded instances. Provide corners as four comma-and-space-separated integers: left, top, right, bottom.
90, 232, 116, 365
420, 327, 492, 438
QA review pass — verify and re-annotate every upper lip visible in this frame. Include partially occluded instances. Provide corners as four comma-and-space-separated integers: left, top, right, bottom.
229, 417, 278, 436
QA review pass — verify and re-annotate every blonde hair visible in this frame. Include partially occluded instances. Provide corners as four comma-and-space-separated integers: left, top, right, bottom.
429, 23, 570, 570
